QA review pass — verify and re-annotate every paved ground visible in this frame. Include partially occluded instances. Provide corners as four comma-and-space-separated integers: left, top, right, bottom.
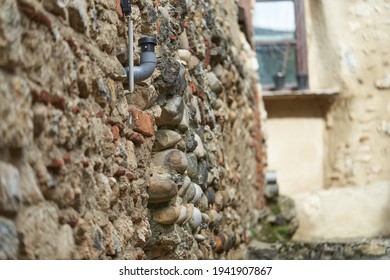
246, 238, 390, 260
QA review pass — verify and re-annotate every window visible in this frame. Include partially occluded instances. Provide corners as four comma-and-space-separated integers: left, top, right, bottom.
253, 0, 308, 90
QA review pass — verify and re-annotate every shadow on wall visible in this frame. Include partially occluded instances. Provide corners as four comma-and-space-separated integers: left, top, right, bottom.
265, 98, 332, 119
264, 97, 332, 195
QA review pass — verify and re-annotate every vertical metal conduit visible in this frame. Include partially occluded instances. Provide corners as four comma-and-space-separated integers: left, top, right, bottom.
128, 17, 134, 93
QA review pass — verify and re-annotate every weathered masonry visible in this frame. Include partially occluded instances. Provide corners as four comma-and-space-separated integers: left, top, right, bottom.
256, 0, 390, 241
0, 0, 265, 259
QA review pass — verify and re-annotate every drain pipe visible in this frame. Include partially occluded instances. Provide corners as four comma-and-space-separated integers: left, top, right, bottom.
124, 37, 157, 92
265, 171, 279, 199
120, 0, 157, 93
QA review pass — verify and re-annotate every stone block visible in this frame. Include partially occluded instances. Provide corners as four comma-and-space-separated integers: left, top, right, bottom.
56, 225, 75, 259
68, 0, 89, 34
19, 163, 44, 205
17, 203, 61, 259
153, 129, 182, 151
152, 149, 188, 174
292, 182, 390, 241
186, 153, 198, 179
375, 74, 390, 89
206, 72, 223, 94
155, 95, 184, 127
0, 0, 22, 68
153, 206, 180, 225
0, 75, 32, 148
193, 133, 206, 159
43, 0, 69, 18
129, 108, 155, 137
148, 173, 178, 204
0, 161, 21, 215
0, 217, 19, 260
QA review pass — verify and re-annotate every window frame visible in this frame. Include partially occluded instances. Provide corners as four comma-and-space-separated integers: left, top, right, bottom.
254, 0, 308, 90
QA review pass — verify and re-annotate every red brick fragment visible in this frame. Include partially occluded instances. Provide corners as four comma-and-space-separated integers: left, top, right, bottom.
203, 38, 211, 68
132, 215, 142, 223
18, 1, 53, 30
126, 172, 136, 181
93, 161, 101, 171
63, 153, 71, 163
82, 160, 89, 168
66, 37, 76, 49
359, 136, 369, 143
108, 118, 125, 130
197, 98, 207, 126
32, 90, 66, 110
69, 217, 79, 227
189, 82, 206, 100
156, 19, 161, 33
72, 106, 80, 114
129, 132, 145, 145
50, 95, 66, 110
37, 91, 47, 105
195, 87, 207, 101
114, 169, 126, 177
129, 109, 155, 137
51, 158, 64, 169
112, 126, 120, 141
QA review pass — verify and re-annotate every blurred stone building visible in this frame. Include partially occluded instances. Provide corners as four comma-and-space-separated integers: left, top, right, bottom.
255, 0, 390, 240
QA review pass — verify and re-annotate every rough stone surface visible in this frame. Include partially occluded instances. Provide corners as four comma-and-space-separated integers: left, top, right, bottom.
16, 203, 73, 259
247, 239, 390, 260
0, 75, 32, 148
148, 174, 178, 204
129, 108, 155, 137
152, 206, 180, 225
152, 149, 189, 174
357, 243, 387, 256
292, 182, 390, 241
156, 95, 185, 127
19, 162, 44, 205
0, 162, 21, 215
0, 0, 22, 70
304, 0, 390, 193
56, 224, 76, 259
43, 0, 69, 18
0, 0, 265, 260
206, 72, 223, 94
186, 153, 198, 180
375, 74, 390, 89
68, 0, 89, 34
153, 129, 182, 151
193, 133, 206, 159
0, 217, 19, 260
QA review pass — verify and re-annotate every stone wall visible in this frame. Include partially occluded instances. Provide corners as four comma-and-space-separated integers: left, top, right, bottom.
278, 0, 390, 241
306, 0, 390, 188
266, 0, 390, 195
0, 0, 264, 259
